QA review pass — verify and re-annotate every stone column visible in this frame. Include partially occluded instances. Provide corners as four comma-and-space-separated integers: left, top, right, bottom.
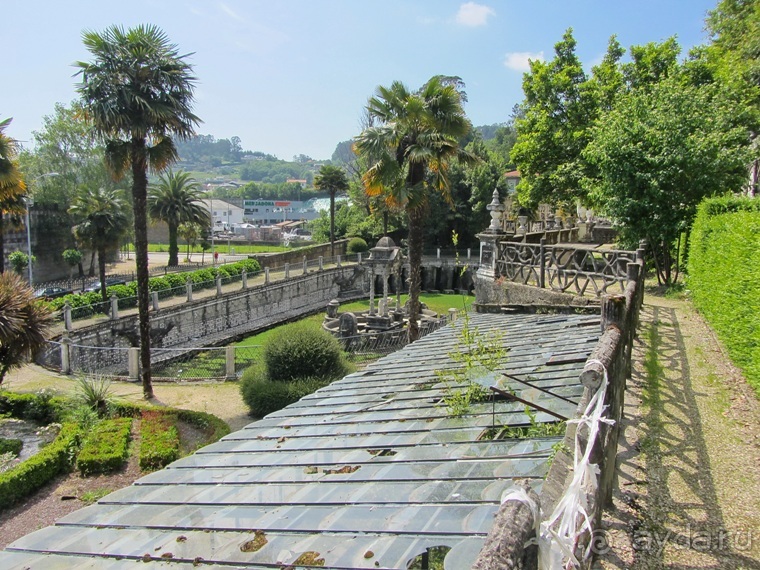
60, 335, 71, 375
151, 291, 159, 311
319, 256, 324, 271
186, 278, 193, 302
241, 270, 248, 289
216, 275, 222, 296
265, 267, 270, 285
110, 295, 119, 320
303, 256, 308, 275
336, 255, 341, 268
285, 263, 290, 279
368, 263, 376, 315
475, 188, 507, 305
64, 301, 72, 331
225, 346, 236, 380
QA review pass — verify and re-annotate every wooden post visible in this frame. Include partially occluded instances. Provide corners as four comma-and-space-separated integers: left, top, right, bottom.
601, 293, 626, 333
472, 481, 539, 569
539, 237, 546, 289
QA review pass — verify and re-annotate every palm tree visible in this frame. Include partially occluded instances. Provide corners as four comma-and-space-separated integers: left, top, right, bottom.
313, 165, 349, 256
76, 25, 199, 399
149, 170, 209, 266
0, 272, 54, 385
178, 221, 204, 262
354, 76, 476, 341
0, 119, 28, 274
69, 186, 131, 304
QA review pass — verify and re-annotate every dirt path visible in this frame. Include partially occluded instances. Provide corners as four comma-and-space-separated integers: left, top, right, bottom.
595, 294, 760, 569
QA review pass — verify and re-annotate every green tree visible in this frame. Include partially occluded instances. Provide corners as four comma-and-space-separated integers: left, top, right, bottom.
8, 251, 31, 276
313, 165, 349, 256
69, 187, 131, 303
76, 24, 200, 399
0, 272, 54, 385
511, 29, 597, 210
178, 221, 205, 261
706, 0, 760, 195
62, 248, 84, 281
0, 119, 28, 274
354, 76, 476, 341
584, 74, 751, 285
148, 170, 209, 266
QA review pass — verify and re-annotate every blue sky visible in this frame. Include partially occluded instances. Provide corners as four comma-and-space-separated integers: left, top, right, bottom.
6, 0, 717, 161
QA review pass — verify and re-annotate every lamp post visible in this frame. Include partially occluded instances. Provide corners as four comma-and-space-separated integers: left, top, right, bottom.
24, 172, 59, 286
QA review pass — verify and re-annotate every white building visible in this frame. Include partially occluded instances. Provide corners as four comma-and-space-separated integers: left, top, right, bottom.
242, 199, 320, 225
199, 199, 245, 232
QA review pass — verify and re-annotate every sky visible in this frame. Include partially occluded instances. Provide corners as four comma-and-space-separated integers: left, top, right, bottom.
6, 0, 718, 161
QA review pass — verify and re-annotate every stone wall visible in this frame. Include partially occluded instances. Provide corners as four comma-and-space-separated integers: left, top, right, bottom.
249, 239, 349, 268
43, 265, 368, 374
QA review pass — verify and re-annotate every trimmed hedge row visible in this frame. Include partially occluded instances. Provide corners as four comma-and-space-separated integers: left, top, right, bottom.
0, 437, 23, 456
689, 196, 760, 395
0, 391, 67, 424
241, 374, 331, 418
139, 410, 180, 471
46, 259, 262, 317
76, 417, 133, 475
0, 423, 81, 509
109, 402, 231, 443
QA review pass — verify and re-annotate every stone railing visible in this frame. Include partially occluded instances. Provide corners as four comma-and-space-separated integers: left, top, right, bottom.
472, 252, 645, 569
496, 238, 641, 297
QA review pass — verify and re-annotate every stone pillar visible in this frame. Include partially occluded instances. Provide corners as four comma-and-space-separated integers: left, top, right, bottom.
64, 301, 72, 331
128, 347, 140, 381
186, 278, 193, 302
110, 295, 119, 320
285, 263, 290, 279
448, 308, 458, 322
475, 188, 507, 305
357, 252, 362, 264
467, 248, 471, 260
216, 275, 222, 296
225, 346, 236, 380
60, 335, 71, 375
241, 270, 248, 289
303, 256, 308, 275
151, 291, 159, 311
437, 247, 441, 259
368, 264, 376, 315
319, 256, 324, 271
381, 266, 389, 316
265, 267, 270, 285
336, 255, 341, 268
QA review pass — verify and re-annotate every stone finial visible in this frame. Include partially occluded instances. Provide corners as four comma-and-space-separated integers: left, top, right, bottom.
486, 188, 505, 233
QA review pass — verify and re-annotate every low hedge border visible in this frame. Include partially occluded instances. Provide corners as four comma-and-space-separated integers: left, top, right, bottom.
139, 410, 180, 471
109, 401, 230, 443
0, 423, 81, 510
0, 391, 67, 424
76, 417, 133, 475
47, 258, 262, 317
0, 437, 23, 456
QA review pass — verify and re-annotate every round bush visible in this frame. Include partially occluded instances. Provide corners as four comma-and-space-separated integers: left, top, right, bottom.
346, 237, 368, 254
240, 367, 330, 417
264, 323, 350, 382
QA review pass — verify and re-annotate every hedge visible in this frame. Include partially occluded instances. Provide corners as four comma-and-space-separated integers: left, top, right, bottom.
46, 259, 262, 317
76, 417, 133, 475
139, 410, 180, 471
0, 391, 67, 424
0, 438, 23, 456
688, 196, 760, 395
0, 423, 81, 510
240, 373, 331, 418
108, 401, 230, 443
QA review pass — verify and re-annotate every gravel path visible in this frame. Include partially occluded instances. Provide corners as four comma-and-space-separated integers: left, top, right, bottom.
595, 294, 760, 569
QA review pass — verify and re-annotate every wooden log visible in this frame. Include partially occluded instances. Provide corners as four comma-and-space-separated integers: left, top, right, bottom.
600, 294, 626, 333
472, 480, 539, 570
580, 327, 622, 390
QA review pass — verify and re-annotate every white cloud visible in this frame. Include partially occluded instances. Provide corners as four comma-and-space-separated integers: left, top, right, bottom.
455, 2, 495, 27
503, 51, 544, 72
219, 2, 246, 23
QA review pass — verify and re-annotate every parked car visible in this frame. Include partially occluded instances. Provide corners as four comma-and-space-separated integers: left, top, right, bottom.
84, 278, 127, 293
34, 286, 73, 300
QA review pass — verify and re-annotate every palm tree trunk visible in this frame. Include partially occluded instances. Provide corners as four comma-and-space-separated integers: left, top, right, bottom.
407, 206, 425, 342
131, 138, 154, 399
168, 223, 179, 267
0, 216, 5, 273
98, 244, 108, 305
330, 189, 335, 257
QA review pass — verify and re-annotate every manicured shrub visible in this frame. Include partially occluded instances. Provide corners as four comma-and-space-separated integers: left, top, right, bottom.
689, 197, 760, 395
264, 323, 350, 382
0, 391, 66, 424
164, 273, 186, 292
236, 259, 261, 274
76, 417, 132, 475
240, 367, 330, 417
139, 409, 180, 471
0, 423, 81, 511
346, 237, 369, 254
0, 438, 22, 456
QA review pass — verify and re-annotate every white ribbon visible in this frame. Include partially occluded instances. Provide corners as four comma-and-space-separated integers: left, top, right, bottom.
538, 359, 615, 569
